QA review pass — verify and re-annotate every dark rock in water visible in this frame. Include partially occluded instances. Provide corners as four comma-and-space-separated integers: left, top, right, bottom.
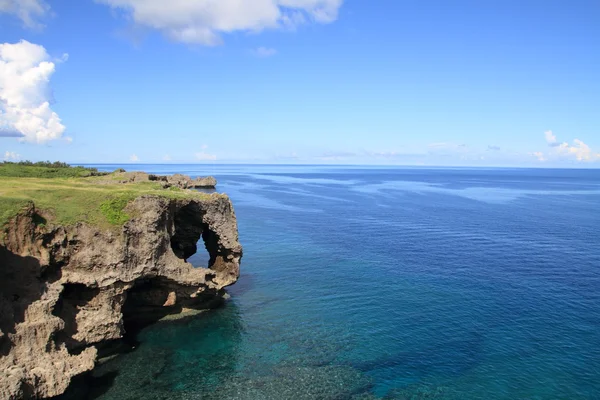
0, 195, 242, 399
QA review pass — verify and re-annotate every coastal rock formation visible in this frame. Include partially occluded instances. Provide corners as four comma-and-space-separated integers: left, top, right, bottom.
167, 174, 217, 189
115, 172, 217, 189
0, 194, 242, 399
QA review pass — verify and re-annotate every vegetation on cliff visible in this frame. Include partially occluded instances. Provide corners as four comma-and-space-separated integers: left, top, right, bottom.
0, 161, 105, 178
0, 163, 212, 230
0, 177, 241, 399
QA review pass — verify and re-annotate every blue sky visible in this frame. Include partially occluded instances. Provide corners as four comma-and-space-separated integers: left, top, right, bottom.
1, 0, 599, 166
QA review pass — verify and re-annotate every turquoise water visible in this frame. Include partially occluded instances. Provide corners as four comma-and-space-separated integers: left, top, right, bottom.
86, 166, 600, 399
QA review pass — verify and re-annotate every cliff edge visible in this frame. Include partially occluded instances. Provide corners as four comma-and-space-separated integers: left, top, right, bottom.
0, 166, 242, 399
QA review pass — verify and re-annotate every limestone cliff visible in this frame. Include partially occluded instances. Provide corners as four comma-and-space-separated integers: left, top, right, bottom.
0, 194, 242, 399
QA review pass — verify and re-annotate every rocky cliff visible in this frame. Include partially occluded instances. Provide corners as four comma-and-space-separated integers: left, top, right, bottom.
0, 193, 242, 399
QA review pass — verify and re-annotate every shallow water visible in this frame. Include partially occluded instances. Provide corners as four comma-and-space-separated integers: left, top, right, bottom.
84, 165, 600, 399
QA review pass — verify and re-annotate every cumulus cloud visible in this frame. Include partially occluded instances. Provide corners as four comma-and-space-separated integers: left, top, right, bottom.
557, 139, 599, 162
130, 154, 139, 162
251, 47, 277, 57
0, 40, 67, 144
3, 150, 20, 161
0, 0, 50, 28
536, 131, 600, 162
95, 0, 344, 45
544, 130, 559, 147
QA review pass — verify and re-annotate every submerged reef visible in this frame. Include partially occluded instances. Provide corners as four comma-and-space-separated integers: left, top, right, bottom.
0, 166, 241, 399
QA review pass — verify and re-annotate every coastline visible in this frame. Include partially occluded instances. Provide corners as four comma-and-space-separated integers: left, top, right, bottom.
0, 165, 242, 399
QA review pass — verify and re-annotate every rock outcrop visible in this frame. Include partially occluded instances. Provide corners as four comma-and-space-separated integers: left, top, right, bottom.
0, 194, 242, 399
113, 172, 217, 189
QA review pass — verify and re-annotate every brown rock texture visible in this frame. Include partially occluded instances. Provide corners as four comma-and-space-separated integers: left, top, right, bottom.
110, 172, 217, 189
0, 194, 242, 399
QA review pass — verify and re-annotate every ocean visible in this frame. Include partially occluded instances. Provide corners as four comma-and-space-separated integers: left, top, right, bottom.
79, 165, 600, 399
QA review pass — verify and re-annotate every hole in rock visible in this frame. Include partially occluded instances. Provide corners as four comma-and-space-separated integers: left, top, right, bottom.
121, 277, 223, 340
185, 238, 211, 268
169, 203, 216, 269
121, 277, 180, 337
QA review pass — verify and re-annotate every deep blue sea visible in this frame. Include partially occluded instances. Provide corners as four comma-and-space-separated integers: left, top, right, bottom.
85, 165, 600, 399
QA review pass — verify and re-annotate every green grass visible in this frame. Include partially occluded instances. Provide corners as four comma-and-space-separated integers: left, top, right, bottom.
0, 174, 214, 231
100, 195, 136, 225
0, 163, 104, 178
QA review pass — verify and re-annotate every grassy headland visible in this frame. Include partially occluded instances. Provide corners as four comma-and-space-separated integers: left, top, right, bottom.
0, 162, 210, 230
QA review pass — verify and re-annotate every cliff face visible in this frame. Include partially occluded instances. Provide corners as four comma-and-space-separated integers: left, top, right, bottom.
0, 194, 242, 399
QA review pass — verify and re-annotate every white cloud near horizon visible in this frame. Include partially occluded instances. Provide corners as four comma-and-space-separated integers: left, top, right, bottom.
558, 139, 599, 162
532, 151, 546, 162
0, 0, 49, 28
0, 40, 67, 144
195, 145, 217, 161
95, 0, 344, 45
3, 150, 20, 161
536, 131, 600, 163
130, 154, 140, 162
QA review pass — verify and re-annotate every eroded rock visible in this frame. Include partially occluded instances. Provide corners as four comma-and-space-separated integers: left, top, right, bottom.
112, 172, 217, 189
0, 194, 242, 399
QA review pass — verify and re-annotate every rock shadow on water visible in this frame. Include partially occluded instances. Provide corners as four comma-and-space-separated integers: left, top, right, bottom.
59, 298, 382, 400
59, 301, 245, 399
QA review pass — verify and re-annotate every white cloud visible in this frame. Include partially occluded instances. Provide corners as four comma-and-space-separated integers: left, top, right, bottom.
531, 151, 546, 162
559, 138, 599, 162
3, 150, 20, 161
252, 47, 277, 57
538, 131, 600, 162
130, 154, 140, 162
162, 154, 171, 161
0, 40, 67, 144
95, 0, 344, 45
544, 130, 558, 146
195, 145, 217, 161
0, 0, 50, 28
